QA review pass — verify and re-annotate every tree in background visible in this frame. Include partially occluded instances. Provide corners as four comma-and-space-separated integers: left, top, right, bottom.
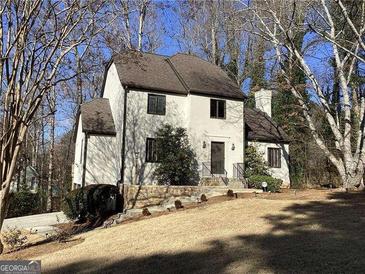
0, 0, 105, 253
104, 0, 165, 53
154, 124, 199, 186
248, 0, 365, 189
172, 0, 252, 88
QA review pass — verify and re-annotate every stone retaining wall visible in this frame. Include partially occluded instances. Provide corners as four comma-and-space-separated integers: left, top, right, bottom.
120, 184, 206, 209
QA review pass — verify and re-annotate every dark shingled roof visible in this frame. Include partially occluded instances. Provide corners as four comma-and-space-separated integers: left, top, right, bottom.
169, 54, 244, 100
113, 51, 186, 94
245, 108, 289, 143
80, 98, 116, 136
112, 51, 245, 100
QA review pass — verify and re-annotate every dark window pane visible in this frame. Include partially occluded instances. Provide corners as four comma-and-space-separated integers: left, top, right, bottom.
210, 99, 217, 117
218, 100, 225, 118
157, 96, 166, 115
210, 99, 225, 119
148, 94, 166, 115
268, 148, 281, 168
146, 138, 159, 162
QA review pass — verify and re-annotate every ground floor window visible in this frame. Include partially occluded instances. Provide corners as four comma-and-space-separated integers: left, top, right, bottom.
146, 138, 159, 162
268, 147, 281, 168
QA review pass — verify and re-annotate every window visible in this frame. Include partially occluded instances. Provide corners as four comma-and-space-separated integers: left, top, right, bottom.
210, 99, 226, 119
147, 94, 166, 115
146, 138, 159, 162
268, 148, 281, 168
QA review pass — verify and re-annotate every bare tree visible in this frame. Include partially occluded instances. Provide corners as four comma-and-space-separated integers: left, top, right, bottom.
103, 0, 163, 53
0, 0, 103, 253
172, 0, 252, 87
246, 0, 365, 189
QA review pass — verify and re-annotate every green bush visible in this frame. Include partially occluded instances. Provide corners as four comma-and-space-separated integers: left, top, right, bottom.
7, 189, 42, 218
61, 188, 84, 220
248, 175, 282, 192
244, 146, 269, 178
61, 184, 123, 222
154, 124, 199, 185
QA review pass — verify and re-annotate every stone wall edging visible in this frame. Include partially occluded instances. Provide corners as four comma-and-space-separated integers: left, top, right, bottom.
120, 184, 229, 209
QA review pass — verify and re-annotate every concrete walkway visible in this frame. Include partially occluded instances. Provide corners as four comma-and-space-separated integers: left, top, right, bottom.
2, 212, 68, 235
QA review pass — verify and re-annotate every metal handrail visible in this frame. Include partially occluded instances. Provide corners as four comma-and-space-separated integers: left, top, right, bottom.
202, 162, 214, 177
233, 163, 245, 179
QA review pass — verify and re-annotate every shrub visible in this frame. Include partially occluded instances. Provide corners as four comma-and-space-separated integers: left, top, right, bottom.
248, 175, 282, 192
2, 227, 28, 250
154, 124, 200, 185
7, 188, 42, 218
52, 226, 73, 243
244, 146, 269, 178
61, 184, 123, 222
61, 188, 82, 220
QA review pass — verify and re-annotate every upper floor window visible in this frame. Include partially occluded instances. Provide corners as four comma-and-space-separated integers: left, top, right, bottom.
268, 148, 281, 168
148, 94, 166, 115
210, 99, 226, 119
146, 138, 159, 162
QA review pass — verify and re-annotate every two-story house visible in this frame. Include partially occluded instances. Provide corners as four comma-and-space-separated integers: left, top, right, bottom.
73, 51, 290, 188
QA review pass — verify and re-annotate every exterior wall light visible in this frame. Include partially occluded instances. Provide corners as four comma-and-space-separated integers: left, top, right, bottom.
202, 141, 206, 148
231, 143, 235, 150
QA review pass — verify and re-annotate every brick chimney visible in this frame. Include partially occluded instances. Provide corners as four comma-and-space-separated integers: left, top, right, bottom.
255, 89, 272, 117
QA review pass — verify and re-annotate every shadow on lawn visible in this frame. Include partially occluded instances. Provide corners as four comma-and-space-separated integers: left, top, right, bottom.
46, 192, 365, 274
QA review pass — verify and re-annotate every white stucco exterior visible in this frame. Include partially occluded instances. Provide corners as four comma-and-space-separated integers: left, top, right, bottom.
248, 141, 290, 187
73, 62, 290, 189
73, 63, 245, 186
188, 95, 244, 178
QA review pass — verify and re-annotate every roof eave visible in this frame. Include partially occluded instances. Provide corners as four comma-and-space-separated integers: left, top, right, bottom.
247, 137, 290, 144
82, 129, 117, 136
189, 89, 246, 101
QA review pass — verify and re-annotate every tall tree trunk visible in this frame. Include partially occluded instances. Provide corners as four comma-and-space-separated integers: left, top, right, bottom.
137, 0, 149, 51
122, 0, 132, 49
47, 90, 56, 212
209, 0, 219, 65
39, 104, 46, 210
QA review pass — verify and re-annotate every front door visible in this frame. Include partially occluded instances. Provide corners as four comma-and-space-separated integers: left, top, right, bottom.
211, 142, 225, 174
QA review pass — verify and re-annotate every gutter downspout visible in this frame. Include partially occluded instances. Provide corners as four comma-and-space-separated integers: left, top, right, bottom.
120, 85, 129, 186
81, 133, 89, 188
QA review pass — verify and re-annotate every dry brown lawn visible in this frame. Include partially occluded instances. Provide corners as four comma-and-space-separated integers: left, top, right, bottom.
11, 190, 365, 273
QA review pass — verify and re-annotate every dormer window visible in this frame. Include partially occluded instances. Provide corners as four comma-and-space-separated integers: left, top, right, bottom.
210, 99, 226, 119
147, 94, 166, 115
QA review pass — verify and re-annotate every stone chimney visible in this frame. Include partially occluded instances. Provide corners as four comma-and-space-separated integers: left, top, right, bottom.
255, 89, 272, 117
